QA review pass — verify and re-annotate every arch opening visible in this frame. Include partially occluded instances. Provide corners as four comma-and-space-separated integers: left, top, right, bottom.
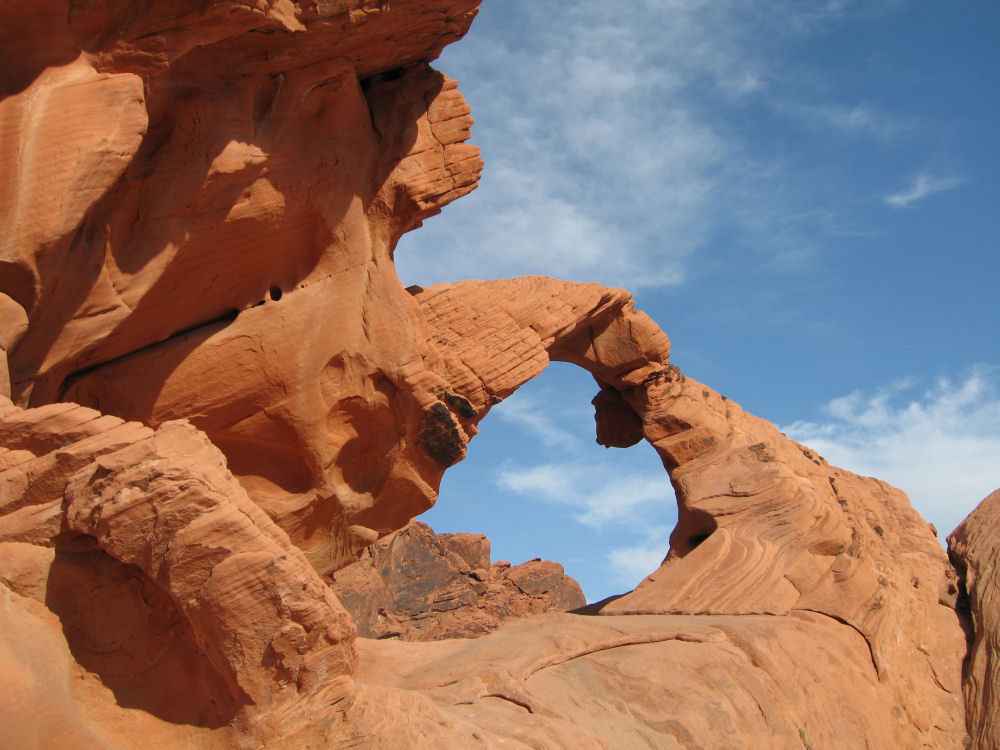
419, 361, 678, 603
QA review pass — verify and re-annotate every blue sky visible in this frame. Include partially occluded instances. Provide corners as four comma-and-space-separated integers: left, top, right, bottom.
395, 1, 1000, 603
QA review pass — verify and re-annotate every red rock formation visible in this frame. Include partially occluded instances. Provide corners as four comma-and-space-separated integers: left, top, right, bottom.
0, 397, 356, 744
329, 520, 585, 640
2, 0, 482, 577
949, 488, 1000, 749
339, 612, 911, 748
0, 0, 989, 747
414, 276, 968, 747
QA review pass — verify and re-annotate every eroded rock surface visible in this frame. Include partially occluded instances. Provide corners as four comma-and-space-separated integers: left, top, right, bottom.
949, 489, 1000, 749
0, 0, 991, 747
2, 0, 482, 577
413, 277, 968, 747
0, 397, 358, 746
329, 520, 585, 640
337, 612, 908, 749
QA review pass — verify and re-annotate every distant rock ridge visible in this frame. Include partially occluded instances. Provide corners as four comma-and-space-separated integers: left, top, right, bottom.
328, 520, 585, 640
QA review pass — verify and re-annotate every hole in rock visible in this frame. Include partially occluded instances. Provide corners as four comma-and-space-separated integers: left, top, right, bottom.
378, 67, 408, 83
688, 533, 711, 549
419, 362, 678, 605
269, 285, 283, 301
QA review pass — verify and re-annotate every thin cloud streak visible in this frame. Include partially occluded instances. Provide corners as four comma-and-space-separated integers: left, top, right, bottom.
494, 396, 579, 450
884, 173, 964, 208
783, 368, 1000, 537
607, 538, 670, 585
397, 0, 913, 289
495, 460, 675, 530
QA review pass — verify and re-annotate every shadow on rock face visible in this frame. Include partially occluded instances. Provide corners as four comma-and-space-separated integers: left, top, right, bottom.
45, 543, 244, 728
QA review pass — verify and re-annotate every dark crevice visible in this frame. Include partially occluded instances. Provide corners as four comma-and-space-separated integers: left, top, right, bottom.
947, 548, 976, 685
668, 507, 718, 557
688, 532, 711, 549
484, 693, 533, 714
57, 308, 240, 401
792, 607, 880, 678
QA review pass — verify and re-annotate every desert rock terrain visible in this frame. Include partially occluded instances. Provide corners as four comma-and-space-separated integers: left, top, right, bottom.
1, 1, 996, 748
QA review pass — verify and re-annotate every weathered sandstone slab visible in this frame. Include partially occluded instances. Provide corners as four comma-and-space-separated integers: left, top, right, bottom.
329, 520, 585, 640
333, 612, 905, 749
0, 397, 356, 745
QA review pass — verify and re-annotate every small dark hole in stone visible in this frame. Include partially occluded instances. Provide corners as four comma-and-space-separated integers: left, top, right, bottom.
379, 67, 407, 82
269, 286, 283, 301
689, 533, 711, 549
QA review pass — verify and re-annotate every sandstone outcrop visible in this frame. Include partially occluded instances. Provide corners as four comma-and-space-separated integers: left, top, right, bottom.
948, 488, 1000, 749
0, 397, 356, 746
340, 612, 909, 748
329, 520, 585, 640
413, 276, 967, 747
1, 0, 994, 747
2, 0, 482, 577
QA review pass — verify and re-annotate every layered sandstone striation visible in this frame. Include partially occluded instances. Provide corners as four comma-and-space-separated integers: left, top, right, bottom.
413, 277, 968, 747
329, 520, 585, 640
1, 0, 996, 748
0, 397, 356, 746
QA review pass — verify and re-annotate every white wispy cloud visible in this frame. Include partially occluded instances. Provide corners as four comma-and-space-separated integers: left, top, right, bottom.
496, 460, 674, 529
397, 0, 911, 289
884, 173, 964, 208
397, 0, 888, 288
607, 539, 669, 585
493, 395, 579, 449
783, 367, 1000, 538
789, 101, 909, 138
495, 457, 677, 584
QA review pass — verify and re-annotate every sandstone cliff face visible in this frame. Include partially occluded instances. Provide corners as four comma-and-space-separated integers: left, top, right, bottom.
329, 520, 585, 640
1, 1, 995, 748
949, 489, 1000, 749
2, 0, 482, 577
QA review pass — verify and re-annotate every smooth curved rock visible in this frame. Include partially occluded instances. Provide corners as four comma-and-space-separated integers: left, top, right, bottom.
3, 0, 482, 576
336, 612, 906, 749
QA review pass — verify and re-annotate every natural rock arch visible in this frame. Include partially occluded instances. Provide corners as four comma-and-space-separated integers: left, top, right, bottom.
0, 0, 984, 745
414, 276, 965, 743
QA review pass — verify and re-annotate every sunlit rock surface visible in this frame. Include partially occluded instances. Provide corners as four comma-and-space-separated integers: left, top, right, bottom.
0, 0, 992, 747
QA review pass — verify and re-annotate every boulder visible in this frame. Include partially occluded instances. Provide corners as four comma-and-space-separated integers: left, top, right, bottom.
329, 521, 585, 640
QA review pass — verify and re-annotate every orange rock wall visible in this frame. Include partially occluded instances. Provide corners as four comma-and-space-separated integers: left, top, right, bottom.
1, 1, 994, 747
2, 0, 483, 576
